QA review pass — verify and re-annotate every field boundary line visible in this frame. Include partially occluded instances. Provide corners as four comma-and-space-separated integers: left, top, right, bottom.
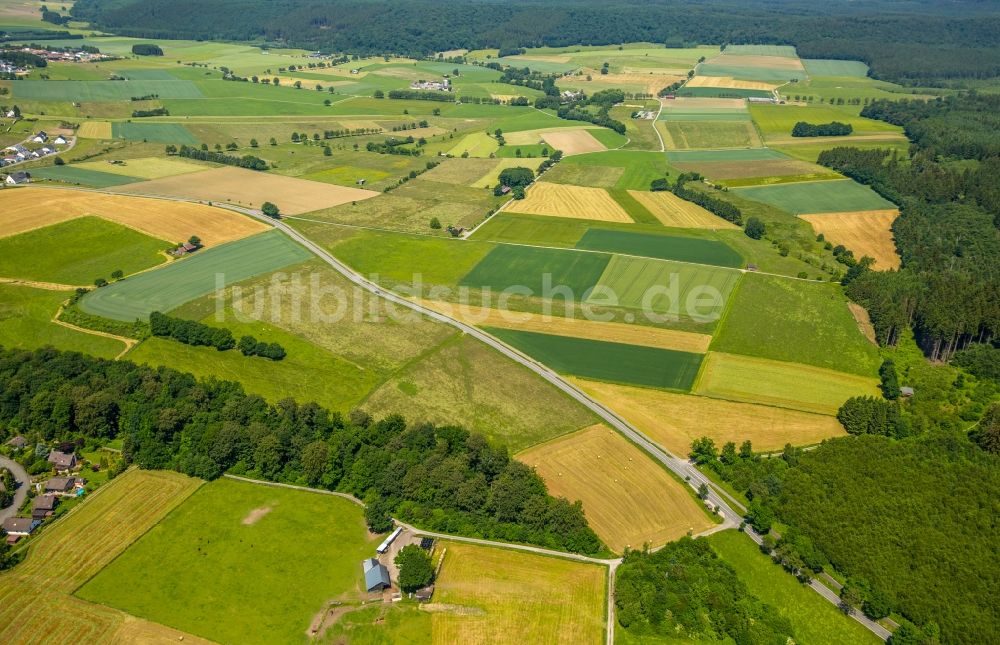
223, 474, 365, 507
0, 277, 86, 290
51, 304, 136, 360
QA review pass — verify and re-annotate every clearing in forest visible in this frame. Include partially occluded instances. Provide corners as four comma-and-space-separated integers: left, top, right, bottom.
799, 209, 900, 269
517, 424, 715, 552
115, 166, 379, 215
506, 182, 634, 223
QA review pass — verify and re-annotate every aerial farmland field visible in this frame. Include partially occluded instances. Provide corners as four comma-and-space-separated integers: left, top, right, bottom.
517, 424, 715, 552
507, 182, 634, 223
459, 244, 611, 296
733, 179, 896, 215
30, 165, 144, 187
575, 228, 744, 267
799, 209, 901, 269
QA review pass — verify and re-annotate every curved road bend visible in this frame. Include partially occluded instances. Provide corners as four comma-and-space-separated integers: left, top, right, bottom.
0, 455, 29, 523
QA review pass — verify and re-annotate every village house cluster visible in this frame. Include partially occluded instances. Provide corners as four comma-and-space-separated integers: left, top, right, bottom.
1, 130, 70, 183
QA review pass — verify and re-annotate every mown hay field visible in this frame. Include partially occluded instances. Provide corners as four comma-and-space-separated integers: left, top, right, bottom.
507, 182, 634, 223
446, 131, 499, 157
576, 229, 744, 268
540, 162, 625, 189
733, 179, 895, 215
0, 216, 168, 284
486, 327, 704, 391
694, 352, 880, 415
518, 425, 714, 552
112, 122, 199, 144
673, 158, 832, 181
431, 541, 606, 645
0, 469, 205, 645
569, 377, 845, 454
684, 76, 778, 91
590, 254, 741, 321
78, 477, 378, 645
416, 298, 712, 353
800, 209, 900, 269
659, 119, 763, 150
116, 166, 380, 214
628, 190, 740, 229
540, 129, 608, 156
0, 187, 270, 245
74, 156, 209, 180
80, 230, 312, 321
504, 126, 600, 146
77, 120, 113, 138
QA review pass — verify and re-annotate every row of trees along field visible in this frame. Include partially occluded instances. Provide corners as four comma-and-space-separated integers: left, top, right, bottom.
0, 346, 603, 555
70, 0, 1000, 84
818, 93, 1000, 361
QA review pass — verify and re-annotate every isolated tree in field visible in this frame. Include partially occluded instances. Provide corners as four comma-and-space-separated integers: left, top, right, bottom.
498, 166, 533, 188
261, 202, 280, 218
650, 177, 669, 191
110, 269, 123, 281
395, 545, 434, 592
249, 138, 258, 148
323, 146, 332, 156
269, 137, 277, 146
744, 216, 766, 239
429, 217, 441, 229
165, 144, 177, 154
54, 156, 64, 165
93, 277, 107, 287
373, 89, 384, 98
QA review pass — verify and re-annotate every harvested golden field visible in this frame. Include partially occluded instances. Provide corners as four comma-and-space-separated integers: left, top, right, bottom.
569, 377, 845, 454
710, 53, 806, 71
540, 129, 608, 156
431, 541, 606, 645
628, 190, 739, 229
74, 156, 209, 180
115, 166, 379, 215
666, 97, 747, 110
506, 182, 633, 223
685, 76, 778, 91
518, 425, 715, 552
415, 298, 712, 352
0, 187, 269, 245
800, 209, 900, 269
77, 121, 112, 138
504, 126, 599, 146
0, 469, 207, 645
578, 71, 686, 95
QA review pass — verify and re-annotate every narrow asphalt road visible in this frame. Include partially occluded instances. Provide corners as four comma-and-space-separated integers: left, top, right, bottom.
0, 455, 29, 523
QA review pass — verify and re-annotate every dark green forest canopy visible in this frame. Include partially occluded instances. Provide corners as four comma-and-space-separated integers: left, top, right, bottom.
70, 0, 1000, 84
0, 346, 602, 555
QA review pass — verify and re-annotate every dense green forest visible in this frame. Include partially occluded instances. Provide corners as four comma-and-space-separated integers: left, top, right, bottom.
615, 537, 794, 642
817, 94, 1000, 360
69, 0, 1000, 84
0, 346, 602, 555
694, 432, 1000, 644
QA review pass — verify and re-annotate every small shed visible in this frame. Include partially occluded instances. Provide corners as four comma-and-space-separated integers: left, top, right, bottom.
900, 386, 915, 398
362, 558, 391, 592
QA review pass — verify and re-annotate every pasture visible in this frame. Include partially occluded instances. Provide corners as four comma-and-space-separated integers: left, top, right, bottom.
0, 187, 270, 246
733, 179, 896, 215
418, 158, 504, 187
77, 121, 113, 138
694, 352, 879, 415
673, 158, 833, 182
773, 137, 911, 163
417, 299, 712, 353
30, 165, 143, 187
0, 469, 205, 645
799, 209, 900, 269
666, 148, 789, 163
659, 120, 762, 149
74, 156, 209, 179
0, 216, 167, 284
116, 166, 380, 214
112, 122, 199, 144
541, 162, 626, 189
12, 79, 203, 100
750, 104, 902, 137
590, 255, 741, 322
576, 229, 744, 268
431, 541, 606, 645
712, 273, 881, 375
459, 244, 611, 297
517, 424, 714, 552
802, 59, 870, 78
569, 378, 844, 454
447, 131, 499, 157
627, 190, 739, 229
0, 284, 127, 359
707, 531, 881, 645
486, 327, 704, 391
506, 182, 633, 223
78, 477, 378, 645
560, 150, 670, 191
79, 230, 312, 321
540, 129, 609, 155
697, 58, 806, 84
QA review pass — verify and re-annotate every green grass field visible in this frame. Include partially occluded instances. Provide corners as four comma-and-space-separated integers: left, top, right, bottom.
661, 120, 762, 149
80, 230, 312, 321
696, 63, 806, 83
575, 229, 743, 268
488, 327, 703, 390
801, 59, 870, 78
13, 80, 204, 100
318, 605, 431, 644
447, 131, 499, 157
0, 284, 126, 359
666, 149, 790, 163
750, 105, 902, 136
0, 216, 168, 284
710, 273, 880, 375
676, 86, 774, 99
707, 531, 880, 645
559, 150, 671, 191
589, 255, 742, 322
112, 122, 199, 144
733, 179, 895, 215
30, 166, 144, 188
772, 138, 911, 163
459, 244, 611, 297
77, 478, 379, 645
472, 213, 588, 247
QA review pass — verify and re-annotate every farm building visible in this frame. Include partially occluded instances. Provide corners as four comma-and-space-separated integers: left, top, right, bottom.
415, 585, 434, 601
2, 517, 40, 537
376, 526, 404, 554
47, 450, 77, 472
901, 386, 915, 397
54, 135, 67, 145
4, 171, 30, 185
411, 78, 450, 91
31, 494, 58, 520
32, 131, 48, 143
6, 435, 26, 449
362, 558, 391, 592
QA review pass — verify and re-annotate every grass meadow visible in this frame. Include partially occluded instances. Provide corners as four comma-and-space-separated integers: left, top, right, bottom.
660, 120, 763, 149
734, 180, 895, 215
487, 327, 704, 391
575, 228, 743, 267
712, 273, 882, 376
78, 478, 379, 645
31, 165, 143, 187
750, 104, 903, 137
558, 150, 672, 191
0, 216, 168, 284
112, 122, 199, 144
80, 230, 312, 321
460, 244, 611, 296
